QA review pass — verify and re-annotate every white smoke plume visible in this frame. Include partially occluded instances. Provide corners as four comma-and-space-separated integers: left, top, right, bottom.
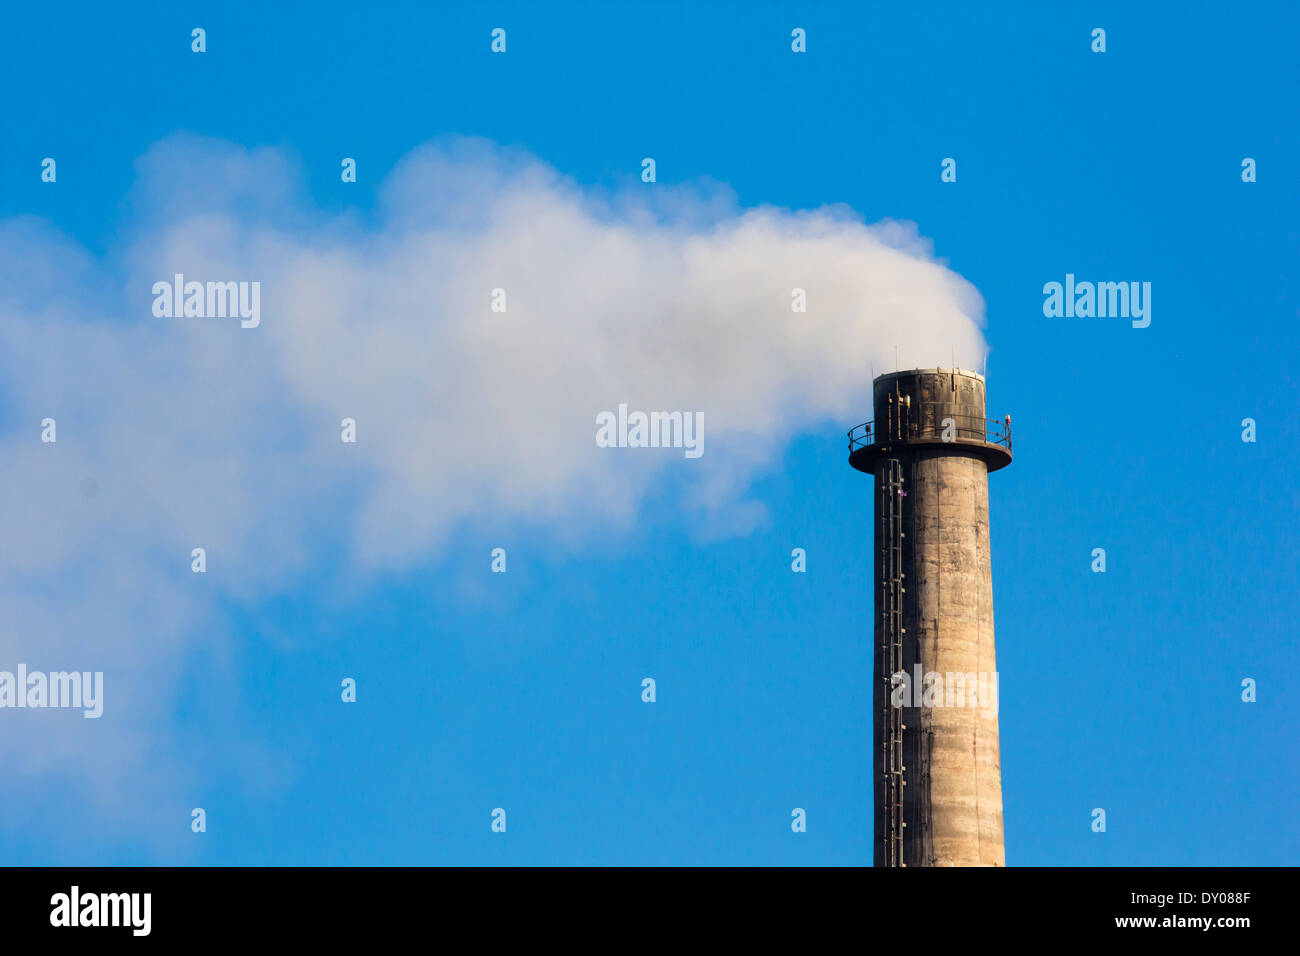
0, 135, 987, 851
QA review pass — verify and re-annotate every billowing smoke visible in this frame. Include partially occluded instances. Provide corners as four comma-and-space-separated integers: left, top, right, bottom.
0, 135, 986, 847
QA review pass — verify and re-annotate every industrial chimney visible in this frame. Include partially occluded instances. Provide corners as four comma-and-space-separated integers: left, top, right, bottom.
847, 368, 1012, 867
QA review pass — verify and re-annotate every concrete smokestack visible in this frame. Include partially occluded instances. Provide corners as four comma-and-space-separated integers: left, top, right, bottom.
847, 368, 1012, 867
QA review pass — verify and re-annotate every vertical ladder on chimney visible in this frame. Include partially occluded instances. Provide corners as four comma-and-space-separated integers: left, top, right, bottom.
881, 453, 907, 867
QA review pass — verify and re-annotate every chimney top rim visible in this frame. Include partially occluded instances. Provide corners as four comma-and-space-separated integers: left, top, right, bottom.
873, 366, 986, 385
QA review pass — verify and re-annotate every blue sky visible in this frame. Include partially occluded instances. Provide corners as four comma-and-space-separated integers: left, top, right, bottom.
0, 2, 1296, 865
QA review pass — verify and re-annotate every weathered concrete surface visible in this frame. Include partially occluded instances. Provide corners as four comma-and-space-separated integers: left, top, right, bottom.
868, 369, 1006, 867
